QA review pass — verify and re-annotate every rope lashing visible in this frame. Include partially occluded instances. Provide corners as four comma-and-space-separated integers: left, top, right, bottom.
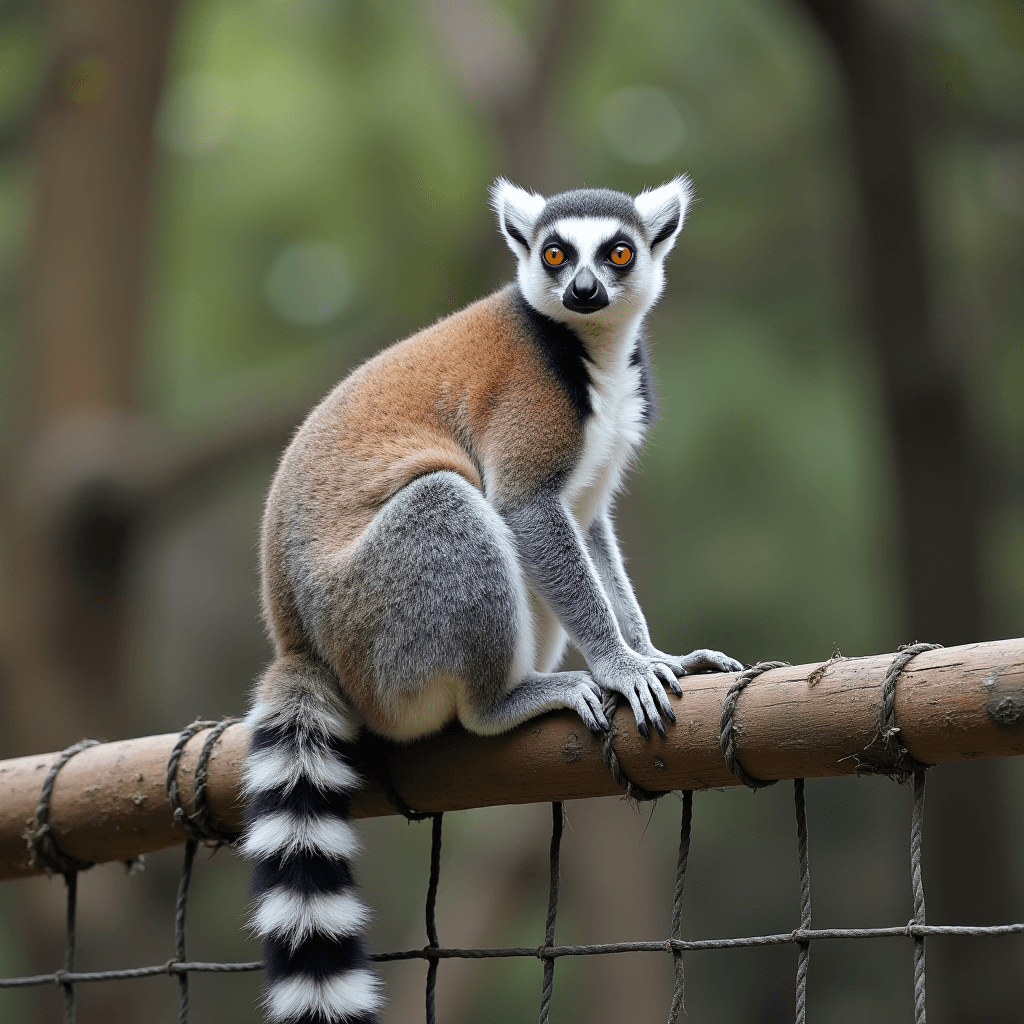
719, 661, 790, 790
876, 642, 943, 782
165, 717, 243, 845
24, 738, 100, 876
599, 691, 669, 803
165, 717, 242, 1024
840, 642, 943, 781
356, 730, 434, 821
22, 738, 101, 1024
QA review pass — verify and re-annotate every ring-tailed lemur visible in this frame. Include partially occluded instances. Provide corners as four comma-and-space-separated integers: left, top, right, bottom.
242, 177, 742, 1023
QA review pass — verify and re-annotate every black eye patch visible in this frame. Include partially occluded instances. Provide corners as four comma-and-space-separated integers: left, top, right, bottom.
598, 232, 638, 273
539, 236, 576, 273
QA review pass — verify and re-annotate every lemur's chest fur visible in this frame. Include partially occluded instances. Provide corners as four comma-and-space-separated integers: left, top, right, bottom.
504, 286, 653, 526
562, 342, 648, 528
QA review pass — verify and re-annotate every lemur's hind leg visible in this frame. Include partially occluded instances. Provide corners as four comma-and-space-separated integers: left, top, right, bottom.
318, 470, 608, 738
462, 667, 607, 734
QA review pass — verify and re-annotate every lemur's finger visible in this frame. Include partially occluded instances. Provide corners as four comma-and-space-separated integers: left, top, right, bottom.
649, 675, 676, 723
582, 686, 609, 730
654, 659, 684, 695
620, 686, 648, 737
651, 662, 676, 690
614, 683, 648, 735
637, 675, 664, 736
649, 676, 675, 723
580, 704, 606, 735
649, 664, 678, 716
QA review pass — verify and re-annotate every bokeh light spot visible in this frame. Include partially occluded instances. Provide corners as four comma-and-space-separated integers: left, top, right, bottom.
263, 241, 353, 327
599, 86, 686, 165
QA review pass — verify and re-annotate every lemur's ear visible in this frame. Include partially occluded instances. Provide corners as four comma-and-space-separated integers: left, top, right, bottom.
490, 178, 546, 259
634, 176, 694, 256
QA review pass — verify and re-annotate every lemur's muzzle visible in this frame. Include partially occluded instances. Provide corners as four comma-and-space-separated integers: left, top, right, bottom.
562, 267, 609, 313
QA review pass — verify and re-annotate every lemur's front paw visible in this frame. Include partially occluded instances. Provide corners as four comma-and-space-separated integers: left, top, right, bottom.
566, 673, 610, 734
593, 652, 679, 739
632, 647, 743, 698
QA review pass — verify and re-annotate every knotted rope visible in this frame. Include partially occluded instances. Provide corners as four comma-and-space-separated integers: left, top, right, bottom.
165, 718, 242, 1023
599, 691, 669, 803
719, 661, 790, 789
24, 738, 100, 876
22, 738, 102, 1023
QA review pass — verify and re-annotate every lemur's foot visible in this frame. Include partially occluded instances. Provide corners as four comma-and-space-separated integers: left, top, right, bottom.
566, 673, 610, 734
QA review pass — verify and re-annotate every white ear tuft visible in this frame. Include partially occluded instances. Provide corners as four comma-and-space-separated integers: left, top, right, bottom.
490, 178, 546, 258
634, 176, 694, 254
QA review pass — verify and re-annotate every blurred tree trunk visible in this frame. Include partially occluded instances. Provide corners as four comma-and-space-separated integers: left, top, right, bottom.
800, 0, 980, 649
798, 2, 1015, 1021
1, 0, 178, 755
0, 2, 178, 1022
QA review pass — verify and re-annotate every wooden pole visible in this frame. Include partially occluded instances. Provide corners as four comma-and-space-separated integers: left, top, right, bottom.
1, 638, 1022, 881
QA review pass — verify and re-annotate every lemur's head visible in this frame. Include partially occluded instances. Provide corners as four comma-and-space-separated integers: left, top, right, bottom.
490, 177, 692, 332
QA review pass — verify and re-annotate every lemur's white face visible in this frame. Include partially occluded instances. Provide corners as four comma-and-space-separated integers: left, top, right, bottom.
491, 178, 693, 337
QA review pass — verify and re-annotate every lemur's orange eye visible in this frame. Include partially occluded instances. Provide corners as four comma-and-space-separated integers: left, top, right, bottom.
543, 246, 566, 267
609, 244, 633, 266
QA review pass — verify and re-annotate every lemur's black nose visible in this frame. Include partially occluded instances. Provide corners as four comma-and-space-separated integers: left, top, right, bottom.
563, 268, 609, 313
572, 268, 599, 300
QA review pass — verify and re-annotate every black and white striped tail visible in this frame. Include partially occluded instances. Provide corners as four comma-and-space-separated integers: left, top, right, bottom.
242, 695, 381, 1024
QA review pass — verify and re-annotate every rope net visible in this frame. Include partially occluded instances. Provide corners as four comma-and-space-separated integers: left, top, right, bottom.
3, 644, 1024, 1022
